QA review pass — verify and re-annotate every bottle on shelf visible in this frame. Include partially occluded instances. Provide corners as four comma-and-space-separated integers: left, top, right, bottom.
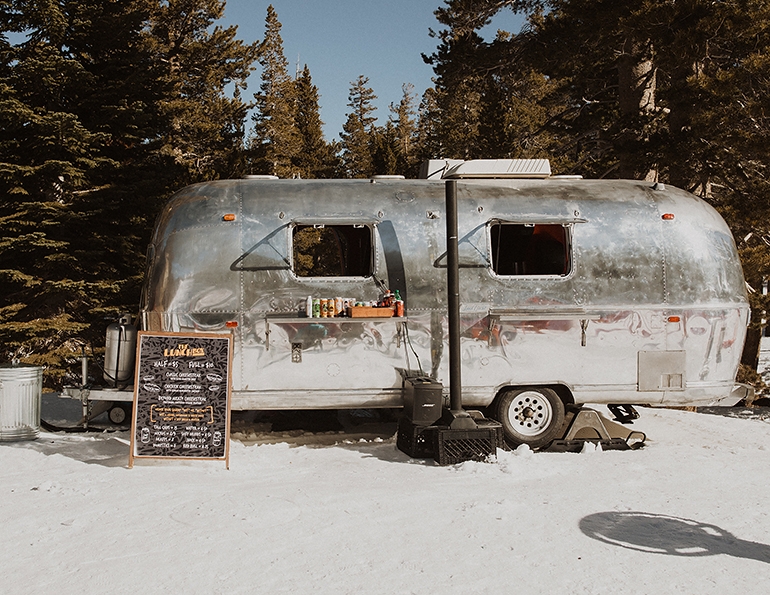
394, 289, 404, 317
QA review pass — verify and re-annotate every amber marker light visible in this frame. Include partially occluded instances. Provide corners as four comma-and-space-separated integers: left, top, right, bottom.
223, 213, 236, 221
225, 321, 238, 328
668, 316, 681, 323
662, 213, 675, 220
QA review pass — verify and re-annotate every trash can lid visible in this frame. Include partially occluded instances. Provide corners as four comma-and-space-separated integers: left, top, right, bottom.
0, 359, 42, 369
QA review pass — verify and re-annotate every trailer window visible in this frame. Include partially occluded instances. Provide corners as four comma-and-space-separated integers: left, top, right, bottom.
293, 225, 373, 277
490, 223, 570, 276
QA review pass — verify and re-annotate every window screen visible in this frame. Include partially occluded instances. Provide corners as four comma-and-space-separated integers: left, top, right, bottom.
292, 224, 373, 277
490, 223, 570, 276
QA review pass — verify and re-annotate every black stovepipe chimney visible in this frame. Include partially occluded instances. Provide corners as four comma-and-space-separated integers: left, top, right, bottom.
444, 180, 476, 429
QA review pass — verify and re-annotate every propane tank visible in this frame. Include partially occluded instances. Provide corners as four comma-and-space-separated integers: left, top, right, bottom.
103, 314, 137, 387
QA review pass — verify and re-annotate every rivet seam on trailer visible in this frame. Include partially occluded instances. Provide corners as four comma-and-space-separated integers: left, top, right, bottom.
238, 185, 245, 377
168, 222, 230, 235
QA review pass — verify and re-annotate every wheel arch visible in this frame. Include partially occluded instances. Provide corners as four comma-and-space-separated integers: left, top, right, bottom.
491, 382, 575, 409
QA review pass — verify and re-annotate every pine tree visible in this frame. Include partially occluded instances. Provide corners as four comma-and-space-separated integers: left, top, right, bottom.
0, 0, 258, 387
340, 75, 378, 178
388, 83, 419, 176
0, 0, 159, 384
422, 2, 559, 163
293, 65, 338, 178
422, 23, 485, 160
522, 0, 663, 179
250, 4, 300, 178
414, 87, 443, 164
148, 0, 259, 184
472, 33, 560, 162
371, 121, 399, 176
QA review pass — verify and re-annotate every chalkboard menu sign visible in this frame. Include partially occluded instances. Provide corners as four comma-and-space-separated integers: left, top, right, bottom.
129, 331, 233, 468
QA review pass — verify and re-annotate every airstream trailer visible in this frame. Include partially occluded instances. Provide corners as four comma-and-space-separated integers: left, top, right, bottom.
68, 160, 751, 447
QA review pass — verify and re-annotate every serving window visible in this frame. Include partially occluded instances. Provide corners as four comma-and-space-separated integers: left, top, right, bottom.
292, 224, 373, 277
490, 222, 571, 276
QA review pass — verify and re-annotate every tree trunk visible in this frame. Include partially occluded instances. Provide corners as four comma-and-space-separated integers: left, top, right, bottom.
741, 324, 763, 370
616, 39, 657, 180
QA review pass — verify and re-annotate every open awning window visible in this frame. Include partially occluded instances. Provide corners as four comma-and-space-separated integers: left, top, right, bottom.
292, 224, 373, 277
490, 223, 571, 277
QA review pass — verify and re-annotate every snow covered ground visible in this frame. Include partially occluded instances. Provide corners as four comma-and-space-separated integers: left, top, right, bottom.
4, 351, 770, 593
4, 407, 770, 594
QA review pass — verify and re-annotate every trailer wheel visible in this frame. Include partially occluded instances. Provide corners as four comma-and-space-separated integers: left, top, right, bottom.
494, 388, 565, 449
108, 404, 130, 425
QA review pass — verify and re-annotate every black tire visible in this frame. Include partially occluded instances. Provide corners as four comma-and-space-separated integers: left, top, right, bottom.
493, 388, 565, 449
108, 404, 130, 425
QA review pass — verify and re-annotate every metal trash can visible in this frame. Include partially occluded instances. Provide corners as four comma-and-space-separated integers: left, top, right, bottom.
0, 360, 43, 441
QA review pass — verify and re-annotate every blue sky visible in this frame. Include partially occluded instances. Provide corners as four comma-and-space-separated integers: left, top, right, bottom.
221, 1, 525, 139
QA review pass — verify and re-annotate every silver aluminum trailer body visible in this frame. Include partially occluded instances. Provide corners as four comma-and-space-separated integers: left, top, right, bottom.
139, 177, 749, 413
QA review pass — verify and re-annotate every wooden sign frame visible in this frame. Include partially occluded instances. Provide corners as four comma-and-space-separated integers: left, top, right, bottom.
129, 331, 233, 468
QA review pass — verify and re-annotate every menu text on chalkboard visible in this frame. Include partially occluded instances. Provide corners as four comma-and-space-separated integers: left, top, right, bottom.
129, 331, 232, 467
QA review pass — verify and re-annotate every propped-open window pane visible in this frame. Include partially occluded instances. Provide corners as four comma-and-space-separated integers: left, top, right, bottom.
293, 225, 373, 277
490, 223, 571, 276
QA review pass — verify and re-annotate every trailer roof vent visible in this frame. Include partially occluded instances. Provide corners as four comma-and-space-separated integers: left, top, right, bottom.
370, 175, 405, 180
419, 159, 551, 180
243, 174, 279, 180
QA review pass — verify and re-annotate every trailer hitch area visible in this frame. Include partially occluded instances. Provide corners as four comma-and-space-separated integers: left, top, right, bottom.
76, 399, 112, 427
545, 406, 647, 453
60, 386, 117, 428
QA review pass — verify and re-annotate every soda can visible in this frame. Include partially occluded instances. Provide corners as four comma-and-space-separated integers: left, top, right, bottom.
320, 299, 328, 318
395, 300, 404, 317
312, 299, 320, 318
334, 297, 343, 317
